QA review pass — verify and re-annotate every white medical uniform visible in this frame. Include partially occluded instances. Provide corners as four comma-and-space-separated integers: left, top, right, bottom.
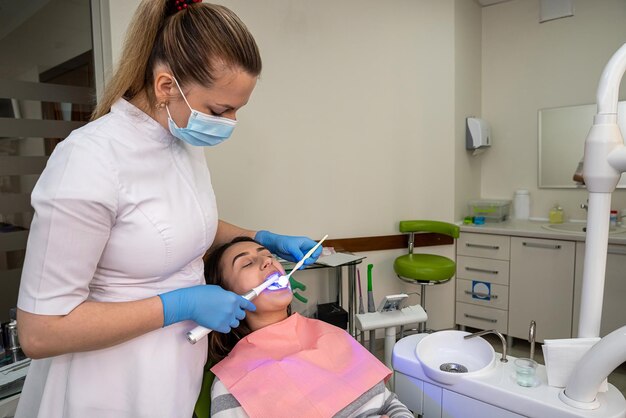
16, 99, 218, 418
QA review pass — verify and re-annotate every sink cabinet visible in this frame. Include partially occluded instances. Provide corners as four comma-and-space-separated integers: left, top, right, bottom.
509, 237, 575, 342
456, 232, 577, 342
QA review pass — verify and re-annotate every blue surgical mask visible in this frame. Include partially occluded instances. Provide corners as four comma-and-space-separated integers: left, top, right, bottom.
166, 77, 237, 146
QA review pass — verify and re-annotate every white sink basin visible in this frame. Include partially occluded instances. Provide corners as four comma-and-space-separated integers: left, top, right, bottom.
415, 330, 495, 385
541, 222, 626, 235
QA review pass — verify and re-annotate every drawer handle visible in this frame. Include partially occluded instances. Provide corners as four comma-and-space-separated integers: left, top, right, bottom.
465, 267, 499, 275
464, 290, 499, 300
464, 313, 497, 323
466, 243, 500, 250
607, 245, 626, 255
522, 242, 561, 250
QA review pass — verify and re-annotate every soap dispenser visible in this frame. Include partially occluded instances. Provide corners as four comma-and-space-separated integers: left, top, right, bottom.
549, 204, 564, 224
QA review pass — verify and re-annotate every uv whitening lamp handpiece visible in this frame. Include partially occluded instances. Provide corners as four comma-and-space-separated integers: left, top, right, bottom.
186, 234, 328, 344
186, 273, 281, 344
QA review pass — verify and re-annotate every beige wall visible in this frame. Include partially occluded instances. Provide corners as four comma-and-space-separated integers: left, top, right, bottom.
454, 0, 484, 221
103, 0, 480, 331
481, 0, 626, 221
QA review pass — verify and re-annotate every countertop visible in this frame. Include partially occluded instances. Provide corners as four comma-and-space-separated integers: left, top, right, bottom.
459, 219, 626, 245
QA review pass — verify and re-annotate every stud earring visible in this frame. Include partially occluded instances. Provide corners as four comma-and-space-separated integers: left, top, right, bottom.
156, 102, 166, 110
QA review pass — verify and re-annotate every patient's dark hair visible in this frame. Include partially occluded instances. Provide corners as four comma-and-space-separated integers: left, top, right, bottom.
204, 236, 290, 363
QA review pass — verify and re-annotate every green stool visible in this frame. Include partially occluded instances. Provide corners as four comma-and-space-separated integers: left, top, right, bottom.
393, 220, 460, 334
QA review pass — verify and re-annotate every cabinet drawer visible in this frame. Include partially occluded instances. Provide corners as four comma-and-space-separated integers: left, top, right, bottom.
457, 233, 510, 260
456, 302, 508, 334
457, 256, 510, 285
456, 278, 509, 310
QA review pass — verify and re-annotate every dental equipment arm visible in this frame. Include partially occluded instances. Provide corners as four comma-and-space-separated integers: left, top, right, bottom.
579, 42, 626, 338
558, 42, 626, 410
186, 274, 281, 344
187, 235, 327, 344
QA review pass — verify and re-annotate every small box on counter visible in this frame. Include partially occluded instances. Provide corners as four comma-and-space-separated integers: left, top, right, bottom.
317, 303, 348, 330
468, 199, 511, 222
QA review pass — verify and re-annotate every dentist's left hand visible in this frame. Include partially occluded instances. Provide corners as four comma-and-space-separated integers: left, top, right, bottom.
255, 230, 323, 265
158, 285, 256, 333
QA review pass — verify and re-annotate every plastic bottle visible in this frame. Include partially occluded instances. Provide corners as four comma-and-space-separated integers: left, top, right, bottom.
513, 189, 530, 220
549, 204, 564, 224
610, 210, 618, 227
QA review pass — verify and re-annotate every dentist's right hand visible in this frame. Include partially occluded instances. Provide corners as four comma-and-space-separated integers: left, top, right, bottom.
158, 285, 256, 333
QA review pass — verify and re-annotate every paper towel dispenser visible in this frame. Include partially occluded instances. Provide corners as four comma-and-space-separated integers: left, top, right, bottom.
466, 117, 491, 151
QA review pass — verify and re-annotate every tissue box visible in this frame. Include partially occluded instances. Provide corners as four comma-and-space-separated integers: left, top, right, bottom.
468, 199, 511, 222
541, 337, 608, 391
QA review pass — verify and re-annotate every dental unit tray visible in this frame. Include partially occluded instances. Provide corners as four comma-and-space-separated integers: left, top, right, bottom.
355, 304, 427, 332
377, 294, 409, 312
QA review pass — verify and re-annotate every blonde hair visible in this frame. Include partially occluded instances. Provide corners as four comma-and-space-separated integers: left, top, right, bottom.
92, 0, 261, 120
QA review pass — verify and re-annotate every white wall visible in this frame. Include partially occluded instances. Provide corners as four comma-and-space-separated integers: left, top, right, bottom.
454, 0, 484, 221
104, 0, 473, 332
207, 0, 471, 330
481, 0, 626, 221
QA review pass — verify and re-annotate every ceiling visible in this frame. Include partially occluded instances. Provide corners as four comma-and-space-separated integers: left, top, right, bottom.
0, 0, 51, 40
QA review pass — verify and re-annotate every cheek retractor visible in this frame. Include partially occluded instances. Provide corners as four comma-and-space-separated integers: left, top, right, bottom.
266, 272, 291, 290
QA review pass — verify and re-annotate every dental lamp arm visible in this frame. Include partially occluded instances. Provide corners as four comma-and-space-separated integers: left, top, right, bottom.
579, 43, 626, 338
561, 325, 626, 408
596, 43, 626, 116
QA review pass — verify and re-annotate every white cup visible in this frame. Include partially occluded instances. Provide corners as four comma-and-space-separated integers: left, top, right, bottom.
514, 358, 538, 387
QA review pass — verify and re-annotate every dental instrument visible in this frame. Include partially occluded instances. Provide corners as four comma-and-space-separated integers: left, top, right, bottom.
357, 269, 365, 315
367, 264, 376, 352
186, 234, 328, 344
275, 234, 328, 286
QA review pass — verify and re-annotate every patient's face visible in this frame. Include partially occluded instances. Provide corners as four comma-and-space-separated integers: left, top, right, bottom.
221, 241, 293, 313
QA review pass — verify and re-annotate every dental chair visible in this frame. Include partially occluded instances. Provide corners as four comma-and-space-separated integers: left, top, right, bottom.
193, 363, 215, 418
393, 220, 459, 334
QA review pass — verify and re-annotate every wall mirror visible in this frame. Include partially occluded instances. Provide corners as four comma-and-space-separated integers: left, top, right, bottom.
538, 101, 626, 188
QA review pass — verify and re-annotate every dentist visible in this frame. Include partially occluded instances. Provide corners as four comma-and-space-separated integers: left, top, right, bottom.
14, 1, 321, 417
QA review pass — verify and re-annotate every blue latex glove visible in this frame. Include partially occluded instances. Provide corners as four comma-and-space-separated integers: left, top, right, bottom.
255, 230, 323, 266
158, 285, 256, 332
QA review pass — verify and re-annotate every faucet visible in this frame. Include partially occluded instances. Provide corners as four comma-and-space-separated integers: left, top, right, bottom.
464, 329, 508, 363
561, 325, 626, 409
528, 320, 536, 361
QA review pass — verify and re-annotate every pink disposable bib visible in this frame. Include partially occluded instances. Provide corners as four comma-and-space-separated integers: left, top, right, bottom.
211, 313, 391, 417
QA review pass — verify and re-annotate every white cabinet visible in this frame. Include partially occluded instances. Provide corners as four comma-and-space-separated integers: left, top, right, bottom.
573, 243, 626, 337
509, 237, 575, 342
456, 233, 510, 335
395, 372, 525, 418
442, 390, 524, 418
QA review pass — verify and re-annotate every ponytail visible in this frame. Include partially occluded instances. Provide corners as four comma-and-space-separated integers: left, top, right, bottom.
92, 0, 261, 120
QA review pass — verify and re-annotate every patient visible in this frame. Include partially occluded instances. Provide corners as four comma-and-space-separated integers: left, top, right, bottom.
205, 237, 413, 418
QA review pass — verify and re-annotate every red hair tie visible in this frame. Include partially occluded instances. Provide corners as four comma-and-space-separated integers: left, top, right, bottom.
168, 0, 202, 15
